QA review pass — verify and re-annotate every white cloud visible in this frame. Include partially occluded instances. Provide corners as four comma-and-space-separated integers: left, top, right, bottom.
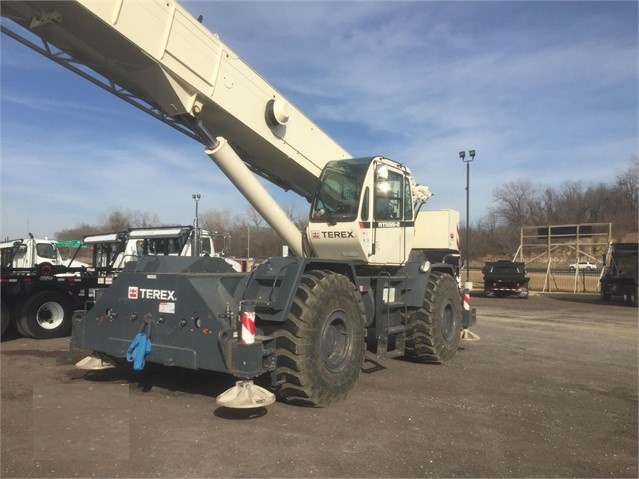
1, 0, 637, 239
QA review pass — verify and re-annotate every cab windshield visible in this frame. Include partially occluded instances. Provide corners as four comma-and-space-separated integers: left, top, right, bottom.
36, 243, 57, 260
310, 160, 369, 223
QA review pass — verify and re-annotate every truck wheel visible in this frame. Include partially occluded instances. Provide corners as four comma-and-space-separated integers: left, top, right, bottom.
274, 270, 365, 407
37, 262, 54, 277
404, 271, 462, 363
1, 299, 9, 338
11, 297, 34, 338
18, 291, 73, 339
624, 285, 638, 307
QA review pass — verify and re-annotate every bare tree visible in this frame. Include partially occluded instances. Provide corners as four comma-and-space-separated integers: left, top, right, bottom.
55, 223, 99, 241
616, 155, 639, 210
200, 208, 234, 233
489, 179, 541, 227
98, 208, 160, 231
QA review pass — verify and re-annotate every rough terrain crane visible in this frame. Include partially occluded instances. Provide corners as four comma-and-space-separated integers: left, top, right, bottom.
1, 0, 476, 407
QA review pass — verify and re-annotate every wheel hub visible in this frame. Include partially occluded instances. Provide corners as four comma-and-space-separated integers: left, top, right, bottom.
321, 311, 351, 372
36, 302, 65, 330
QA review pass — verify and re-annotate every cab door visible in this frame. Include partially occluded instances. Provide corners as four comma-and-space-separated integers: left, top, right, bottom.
369, 165, 413, 266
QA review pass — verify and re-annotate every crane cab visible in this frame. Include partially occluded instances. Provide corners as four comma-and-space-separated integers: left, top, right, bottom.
306, 157, 416, 266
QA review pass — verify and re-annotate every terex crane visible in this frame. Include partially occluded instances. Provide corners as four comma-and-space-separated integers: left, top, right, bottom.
1, 0, 477, 407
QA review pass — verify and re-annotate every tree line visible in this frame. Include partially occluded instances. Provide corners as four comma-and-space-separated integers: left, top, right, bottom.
57, 156, 638, 262
468, 156, 638, 260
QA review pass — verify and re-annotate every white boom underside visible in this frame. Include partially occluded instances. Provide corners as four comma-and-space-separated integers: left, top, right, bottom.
0, 0, 351, 200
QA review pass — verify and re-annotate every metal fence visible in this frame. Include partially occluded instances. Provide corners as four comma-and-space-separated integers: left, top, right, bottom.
465, 267, 601, 294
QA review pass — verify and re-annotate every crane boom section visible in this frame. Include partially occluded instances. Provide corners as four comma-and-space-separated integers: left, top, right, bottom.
1, 0, 350, 199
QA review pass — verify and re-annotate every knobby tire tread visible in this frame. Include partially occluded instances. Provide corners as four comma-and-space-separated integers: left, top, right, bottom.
274, 270, 365, 406
404, 271, 462, 364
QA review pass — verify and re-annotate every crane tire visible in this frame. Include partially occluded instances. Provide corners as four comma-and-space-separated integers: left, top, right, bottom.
18, 291, 73, 339
1, 299, 9, 338
404, 271, 462, 364
273, 270, 365, 407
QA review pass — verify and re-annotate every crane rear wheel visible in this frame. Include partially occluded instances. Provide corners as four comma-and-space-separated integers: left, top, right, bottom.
274, 270, 365, 407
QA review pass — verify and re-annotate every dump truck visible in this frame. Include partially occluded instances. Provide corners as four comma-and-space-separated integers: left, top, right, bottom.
1, 0, 477, 407
600, 242, 638, 307
482, 260, 530, 299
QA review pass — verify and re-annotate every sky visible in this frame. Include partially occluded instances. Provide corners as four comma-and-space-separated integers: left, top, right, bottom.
1, 0, 637, 240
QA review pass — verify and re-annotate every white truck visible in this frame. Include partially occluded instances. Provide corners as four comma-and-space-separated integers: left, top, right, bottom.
1, 0, 476, 407
83, 225, 241, 271
1, 234, 66, 275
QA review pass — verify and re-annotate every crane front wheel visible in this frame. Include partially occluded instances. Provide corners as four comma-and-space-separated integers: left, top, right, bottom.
404, 271, 462, 364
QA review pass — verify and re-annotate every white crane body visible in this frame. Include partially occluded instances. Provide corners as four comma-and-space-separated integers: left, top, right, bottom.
1, 0, 476, 407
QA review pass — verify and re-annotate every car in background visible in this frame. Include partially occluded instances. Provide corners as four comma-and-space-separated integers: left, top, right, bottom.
569, 261, 598, 272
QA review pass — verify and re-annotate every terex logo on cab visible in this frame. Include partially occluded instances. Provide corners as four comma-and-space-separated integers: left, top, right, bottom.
321, 231, 354, 238
128, 286, 176, 301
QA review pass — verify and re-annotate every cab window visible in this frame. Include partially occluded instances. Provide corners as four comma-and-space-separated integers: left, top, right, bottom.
375, 170, 403, 220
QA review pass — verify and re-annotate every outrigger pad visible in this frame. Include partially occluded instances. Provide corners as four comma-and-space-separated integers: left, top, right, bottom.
461, 329, 481, 341
216, 380, 276, 408
75, 355, 116, 370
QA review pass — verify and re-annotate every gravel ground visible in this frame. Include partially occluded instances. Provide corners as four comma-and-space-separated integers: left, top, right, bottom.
1, 292, 637, 478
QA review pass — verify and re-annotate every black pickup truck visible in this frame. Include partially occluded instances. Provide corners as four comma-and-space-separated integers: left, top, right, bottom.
482, 260, 530, 299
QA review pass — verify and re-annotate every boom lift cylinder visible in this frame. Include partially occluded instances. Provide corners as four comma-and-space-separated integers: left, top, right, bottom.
204, 136, 305, 257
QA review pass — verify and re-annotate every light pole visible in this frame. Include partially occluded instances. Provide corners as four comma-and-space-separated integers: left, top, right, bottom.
247, 226, 250, 258
192, 193, 201, 256
459, 150, 476, 283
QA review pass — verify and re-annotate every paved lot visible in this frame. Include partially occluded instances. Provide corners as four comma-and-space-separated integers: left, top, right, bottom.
1, 293, 637, 478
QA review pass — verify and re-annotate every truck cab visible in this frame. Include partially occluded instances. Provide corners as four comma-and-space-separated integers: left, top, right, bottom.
0, 236, 64, 273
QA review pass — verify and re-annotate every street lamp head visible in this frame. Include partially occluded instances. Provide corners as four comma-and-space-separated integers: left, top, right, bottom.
469, 150, 476, 159
459, 151, 466, 160
192, 193, 201, 201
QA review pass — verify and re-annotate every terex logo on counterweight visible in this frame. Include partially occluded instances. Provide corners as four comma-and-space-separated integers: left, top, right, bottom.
128, 286, 176, 301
